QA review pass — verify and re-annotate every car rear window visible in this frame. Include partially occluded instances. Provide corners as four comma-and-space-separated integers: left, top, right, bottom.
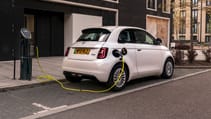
77, 28, 110, 42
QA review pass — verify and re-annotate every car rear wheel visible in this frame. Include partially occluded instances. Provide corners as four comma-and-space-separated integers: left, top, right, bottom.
161, 58, 174, 79
108, 64, 128, 91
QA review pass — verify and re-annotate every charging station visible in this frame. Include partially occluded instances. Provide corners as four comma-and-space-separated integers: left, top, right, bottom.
20, 28, 32, 80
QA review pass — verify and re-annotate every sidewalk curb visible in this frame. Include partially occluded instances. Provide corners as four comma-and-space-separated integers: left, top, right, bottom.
0, 79, 66, 92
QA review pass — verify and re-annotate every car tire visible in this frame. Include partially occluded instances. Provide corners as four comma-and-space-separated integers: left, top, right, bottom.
107, 63, 128, 91
64, 73, 82, 83
161, 58, 174, 79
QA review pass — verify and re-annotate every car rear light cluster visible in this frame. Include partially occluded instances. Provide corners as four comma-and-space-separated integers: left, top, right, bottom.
97, 47, 108, 59
65, 47, 70, 56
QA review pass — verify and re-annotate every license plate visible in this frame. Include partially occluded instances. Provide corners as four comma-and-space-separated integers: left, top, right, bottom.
74, 48, 90, 55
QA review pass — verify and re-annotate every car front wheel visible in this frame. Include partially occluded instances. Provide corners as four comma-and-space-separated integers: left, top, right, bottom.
161, 58, 174, 79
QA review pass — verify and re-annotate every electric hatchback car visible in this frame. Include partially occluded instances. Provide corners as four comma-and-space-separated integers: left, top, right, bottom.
62, 26, 174, 91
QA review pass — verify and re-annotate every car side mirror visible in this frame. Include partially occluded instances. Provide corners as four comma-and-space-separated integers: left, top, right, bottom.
155, 38, 162, 45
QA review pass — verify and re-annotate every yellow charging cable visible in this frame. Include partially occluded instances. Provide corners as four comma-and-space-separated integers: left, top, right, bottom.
36, 47, 124, 93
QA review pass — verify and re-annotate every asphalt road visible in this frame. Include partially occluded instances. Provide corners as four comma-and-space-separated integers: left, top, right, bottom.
0, 68, 209, 119
44, 70, 211, 119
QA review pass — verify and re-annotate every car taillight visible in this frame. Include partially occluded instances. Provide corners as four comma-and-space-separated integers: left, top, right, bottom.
97, 47, 108, 59
65, 47, 70, 56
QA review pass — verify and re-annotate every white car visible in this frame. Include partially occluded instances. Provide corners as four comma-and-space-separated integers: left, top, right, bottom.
62, 26, 174, 91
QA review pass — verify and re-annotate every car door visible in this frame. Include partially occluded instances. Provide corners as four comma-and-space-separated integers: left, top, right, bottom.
132, 29, 163, 77
117, 29, 139, 80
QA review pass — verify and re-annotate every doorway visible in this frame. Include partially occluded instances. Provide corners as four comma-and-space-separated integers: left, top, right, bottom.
24, 10, 64, 57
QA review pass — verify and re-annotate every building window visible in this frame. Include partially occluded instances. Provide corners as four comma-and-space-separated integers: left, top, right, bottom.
163, 0, 170, 13
206, 12, 211, 33
179, 11, 186, 34
207, 0, 211, 6
180, 0, 186, 8
147, 0, 157, 10
192, 0, 198, 6
180, 10, 186, 18
179, 23, 186, 34
205, 36, 211, 43
192, 24, 198, 33
179, 36, 185, 40
192, 35, 197, 41
192, 10, 198, 33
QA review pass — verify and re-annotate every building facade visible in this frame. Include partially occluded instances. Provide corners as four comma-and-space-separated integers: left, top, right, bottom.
0, 0, 171, 61
173, 0, 211, 44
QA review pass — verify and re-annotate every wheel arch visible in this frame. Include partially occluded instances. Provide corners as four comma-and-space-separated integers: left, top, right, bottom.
110, 62, 130, 79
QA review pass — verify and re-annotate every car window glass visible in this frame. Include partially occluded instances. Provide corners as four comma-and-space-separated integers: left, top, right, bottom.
118, 30, 133, 43
133, 30, 146, 44
133, 30, 154, 45
145, 34, 154, 45
78, 29, 110, 42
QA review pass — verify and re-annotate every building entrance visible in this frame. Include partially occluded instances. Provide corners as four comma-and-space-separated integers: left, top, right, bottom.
24, 10, 64, 57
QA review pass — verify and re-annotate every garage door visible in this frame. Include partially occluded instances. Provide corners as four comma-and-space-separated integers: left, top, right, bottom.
146, 16, 169, 47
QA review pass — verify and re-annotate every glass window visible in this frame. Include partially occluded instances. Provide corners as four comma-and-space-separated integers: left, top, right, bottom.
207, 0, 211, 6
206, 12, 211, 33
192, 23, 198, 33
145, 34, 155, 45
180, 0, 186, 7
180, 10, 186, 18
192, 10, 198, 33
133, 30, 155, 45
163, 0, 170, 13
192, 36, 197, 41
133, 30, 146, 43
179, 10, 186, 34
179, 36, 185, 40
77, 28, 110, 42
147, 0, 157, 10
205, 36, 211, 42
192, 0, 198, 6
118, 30, 133, 43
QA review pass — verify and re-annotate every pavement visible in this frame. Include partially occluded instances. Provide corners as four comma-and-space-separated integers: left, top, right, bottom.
0, 56, 210, 92
0, 57, 65, 91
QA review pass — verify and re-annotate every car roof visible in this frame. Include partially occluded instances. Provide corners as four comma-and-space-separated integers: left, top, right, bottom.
83, 26, 146, 32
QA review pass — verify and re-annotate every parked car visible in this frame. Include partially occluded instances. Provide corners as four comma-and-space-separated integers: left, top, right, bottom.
62, 26, 174, 91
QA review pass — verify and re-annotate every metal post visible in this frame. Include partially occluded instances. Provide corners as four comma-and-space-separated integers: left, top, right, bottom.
12, 48, 16, 80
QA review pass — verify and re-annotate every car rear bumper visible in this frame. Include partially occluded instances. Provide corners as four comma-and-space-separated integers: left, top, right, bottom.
62, 58, 114, 82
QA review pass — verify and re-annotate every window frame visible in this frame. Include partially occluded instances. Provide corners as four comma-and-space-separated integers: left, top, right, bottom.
147, 0, 157, 11
162, 0, 170, 14
207, 0, 211, 6
206, 12, 211, 33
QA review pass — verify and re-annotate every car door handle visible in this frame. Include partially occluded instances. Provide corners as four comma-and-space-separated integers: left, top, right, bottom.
137, 49, 142, 51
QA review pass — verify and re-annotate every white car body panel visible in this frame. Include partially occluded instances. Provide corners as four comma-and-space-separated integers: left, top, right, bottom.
62, 26, 174, 83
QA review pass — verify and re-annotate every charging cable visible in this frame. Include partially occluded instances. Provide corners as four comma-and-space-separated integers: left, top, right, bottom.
36, 47, 124, 93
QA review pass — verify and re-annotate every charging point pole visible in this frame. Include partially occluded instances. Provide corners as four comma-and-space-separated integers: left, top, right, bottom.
20, 28, 32, 80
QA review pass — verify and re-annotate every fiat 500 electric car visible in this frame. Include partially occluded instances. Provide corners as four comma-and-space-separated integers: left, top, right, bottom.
62, 26, 174, 91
